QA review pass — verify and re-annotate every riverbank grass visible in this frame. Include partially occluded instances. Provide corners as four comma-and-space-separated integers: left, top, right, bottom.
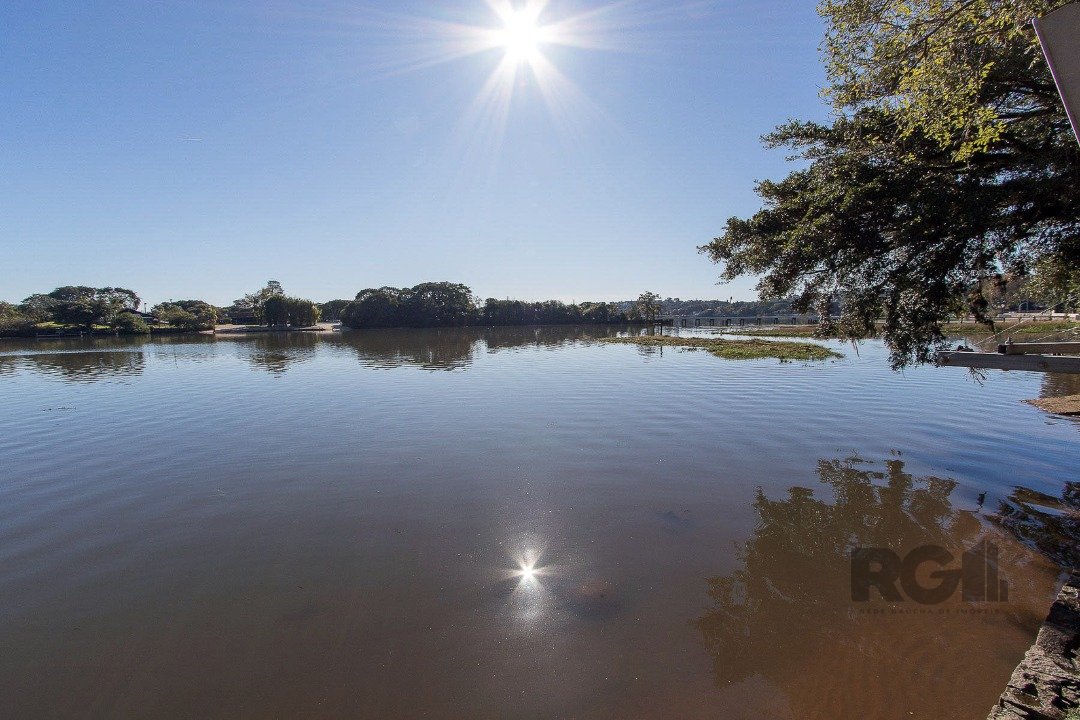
601, 335, 841, 361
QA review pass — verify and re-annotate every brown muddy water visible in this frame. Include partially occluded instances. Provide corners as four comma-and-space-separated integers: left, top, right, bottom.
1, 326, 1077, 719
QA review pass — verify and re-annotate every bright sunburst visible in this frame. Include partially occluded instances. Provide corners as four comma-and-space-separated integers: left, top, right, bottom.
493, 8, 548, 62
345, 1, 655, 165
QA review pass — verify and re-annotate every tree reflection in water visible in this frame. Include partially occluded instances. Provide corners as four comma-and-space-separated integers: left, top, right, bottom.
479, 324, 627, 353
1040, 373, 1080, 399
19, 341, 146, 383
696, 455, 1068, 720
336, 325, 631, 371
337, 327, 481, 371
0, 335, 223, 382
0, 326, 636, 379
234, 333, 319, 376
994, 482, 1080, 571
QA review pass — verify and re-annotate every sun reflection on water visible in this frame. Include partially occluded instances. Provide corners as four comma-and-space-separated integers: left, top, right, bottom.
503, 546, 555, 626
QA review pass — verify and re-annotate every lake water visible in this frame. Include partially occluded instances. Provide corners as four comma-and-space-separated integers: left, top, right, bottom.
1, 326, 1077, 719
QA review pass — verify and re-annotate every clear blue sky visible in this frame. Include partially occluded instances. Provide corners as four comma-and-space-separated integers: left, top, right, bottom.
1, 1, 829, 307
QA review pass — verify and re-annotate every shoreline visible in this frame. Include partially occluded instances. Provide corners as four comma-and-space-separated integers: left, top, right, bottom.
987, 576, 1080, 719
209, 322, 338, 335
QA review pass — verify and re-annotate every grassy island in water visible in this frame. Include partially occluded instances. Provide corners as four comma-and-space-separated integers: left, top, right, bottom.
601, 335, 842, 361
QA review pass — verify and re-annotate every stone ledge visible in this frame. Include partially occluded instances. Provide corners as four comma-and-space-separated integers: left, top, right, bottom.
988, 576, 1080, 720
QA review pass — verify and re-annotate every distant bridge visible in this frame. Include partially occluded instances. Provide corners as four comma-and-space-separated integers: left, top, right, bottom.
656, 315, 823, 328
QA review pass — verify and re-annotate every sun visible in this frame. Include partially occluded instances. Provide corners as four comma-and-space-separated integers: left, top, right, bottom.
495, 9, 547, 62
353, 0, 631, 162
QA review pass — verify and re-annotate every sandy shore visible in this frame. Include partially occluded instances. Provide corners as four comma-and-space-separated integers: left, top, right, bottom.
208, 322, 340, 335
1025, 394, 1080, 416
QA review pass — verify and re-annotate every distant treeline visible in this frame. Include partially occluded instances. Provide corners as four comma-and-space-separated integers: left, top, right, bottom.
2, 280, 842, 338
0, 286, 221, 337
622, 297, 843, 318
337, 283, 636, 329
0, 282, 322, 337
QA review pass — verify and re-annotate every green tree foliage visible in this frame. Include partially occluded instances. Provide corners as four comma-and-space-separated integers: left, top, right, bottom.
19, 286, 141, 329
480, 299, 528, 326
341, 283, 475, 329
479, 299, 627, 325
579, 301, 625, 323
341, 285, 631, 329
17, 294, 58, 323
261, 295, 321, 327
341, 287, 406, 329
820, 0, 1065, 160
634, 292, 662, 323
112, 312, 151, 334
639, 296, 842, 318
319, 299, 351, 322
403, 282, 476, 327
152, 300, 217, 330
1027, 257, 1080, 311
701, 0, 1080, 368
262, 295, 288, 326
285, 297, 320, 327
231, 280, 285, 323
0, 302, 37, 337
48, 286, 139, 312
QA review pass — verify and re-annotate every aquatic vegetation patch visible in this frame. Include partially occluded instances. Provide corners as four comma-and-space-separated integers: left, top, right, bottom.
600, 335, 841, 361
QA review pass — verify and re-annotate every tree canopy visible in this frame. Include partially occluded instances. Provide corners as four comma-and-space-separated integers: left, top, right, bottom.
20, 286, 141, 330
341, 283, 475, 329
229, 280, 285, 323
701, 0, 1080, 368
152, 300, 218, 331
319, 299, 352, 322
340, 283, 634, 329
634, 292, 662, 323
262, 295, 321, 327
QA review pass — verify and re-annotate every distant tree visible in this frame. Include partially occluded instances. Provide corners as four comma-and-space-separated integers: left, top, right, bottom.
233, 280, 286, 324
1027, 258, 1080, 313
18, 294, 58, 322
98, 287, 140, 312
262, 295, 288, 326
112, 312, 150, 334
21, 286, 142, 329
341, 287, 406, 329
481, 299, 527, 326
319, 299, 351, 322
259, 295, 319, 327
528, 300, 582, 325
341, 283, 475, 329
580, 301, 627, 324
402, 282, 476, 327
45, 289, 104, 328
152, 300, 216, 331
0, 302, 37, 337
635, 292, 662, 323
344, 287, 634, 329
286, 297, 320, 327
47, 286, 139, 310
173, 300, 218, 326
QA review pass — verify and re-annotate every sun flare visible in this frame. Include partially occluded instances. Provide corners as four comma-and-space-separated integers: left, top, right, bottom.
517, 562, 538, 580
496, 9, 547, 62
353, 0, 640, 164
